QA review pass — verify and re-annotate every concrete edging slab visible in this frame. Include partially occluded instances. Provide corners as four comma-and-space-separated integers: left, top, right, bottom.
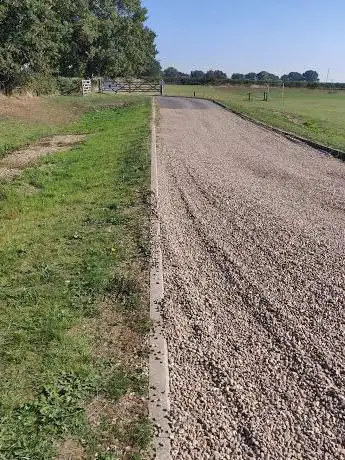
211, 100, 345, 161
149, 97, 171, 460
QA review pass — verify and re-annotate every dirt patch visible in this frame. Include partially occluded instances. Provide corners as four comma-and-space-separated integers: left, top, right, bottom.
86, 394, 145, 430
55, 439, 85, 460
67, 295, 149, 459
69, 297, 147, 367
85, 394, 146, 459
17, 184, 42, 196
0, 95, 79, 125
0, 135, 86, 181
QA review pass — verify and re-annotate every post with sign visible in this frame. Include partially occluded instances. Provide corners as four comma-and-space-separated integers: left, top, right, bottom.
160, 80, 164, 96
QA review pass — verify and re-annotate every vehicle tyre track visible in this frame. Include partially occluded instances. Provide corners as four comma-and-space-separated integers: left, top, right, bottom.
156, 97, 345, 460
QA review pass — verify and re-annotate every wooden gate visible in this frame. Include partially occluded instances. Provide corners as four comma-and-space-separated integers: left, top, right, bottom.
81, 79, 92, 96
101, 79, 163, 95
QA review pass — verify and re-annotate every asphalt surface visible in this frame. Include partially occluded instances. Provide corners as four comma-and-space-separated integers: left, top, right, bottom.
155, 97, 345, 460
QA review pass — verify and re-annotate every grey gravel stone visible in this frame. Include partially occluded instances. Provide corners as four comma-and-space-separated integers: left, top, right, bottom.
156, 97, 345, 460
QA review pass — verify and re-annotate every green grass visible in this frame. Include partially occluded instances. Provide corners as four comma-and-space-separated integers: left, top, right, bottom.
0, 93, 142, 158
0, 98, 152, 458
0, 118, 54, 158
166, 85, 345, 151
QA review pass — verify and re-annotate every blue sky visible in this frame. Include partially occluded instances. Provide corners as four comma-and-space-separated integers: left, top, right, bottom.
142, 1, 345, 82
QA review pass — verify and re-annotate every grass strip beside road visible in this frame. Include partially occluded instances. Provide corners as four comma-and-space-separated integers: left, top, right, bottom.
0, 100, 152, 459
0, 94, 140, 158
166, 85, 345, 152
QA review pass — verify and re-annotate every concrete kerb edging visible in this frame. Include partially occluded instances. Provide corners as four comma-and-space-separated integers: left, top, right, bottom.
211, 100, 345, 162
149, 97, 171, 460
162, 95, 345, 162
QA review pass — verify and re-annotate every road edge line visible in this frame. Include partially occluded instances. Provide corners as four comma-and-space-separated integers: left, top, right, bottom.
149, 96, 171, 460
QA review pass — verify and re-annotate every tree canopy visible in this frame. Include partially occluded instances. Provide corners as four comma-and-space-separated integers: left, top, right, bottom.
256, 71, 280, 82
191, 70, 205, 79
244, 73, 257, 81
205, 70, 227, 80
0, 0, 158, 92
163, 68, 320, 84
231, 73, 245, 80
163, 67, 182, 78
303, 70, 319, 82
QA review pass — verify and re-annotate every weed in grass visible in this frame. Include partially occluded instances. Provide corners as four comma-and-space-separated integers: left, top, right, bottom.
107, 275, 141, 311
0, 373, 95, 459
104, 368, 147, 402
126, 416, 153, 452
0, 100, 152, 458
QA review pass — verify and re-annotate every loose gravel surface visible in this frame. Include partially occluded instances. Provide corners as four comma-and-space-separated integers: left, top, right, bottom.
156, 97, 345, 460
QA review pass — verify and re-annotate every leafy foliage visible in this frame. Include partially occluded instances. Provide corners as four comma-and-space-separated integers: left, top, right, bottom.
303, 70, 319, 82
164, 67, 320, 85
205, 69, 228, 81
256, 71, 280, 82
0, 373, 94, 459
191, 70, 205, 79
245, 73, 257, 81
0, 0, 158, 92
0, 0, 59, 93
163, 67, 187, 79
232, 73, 245, 80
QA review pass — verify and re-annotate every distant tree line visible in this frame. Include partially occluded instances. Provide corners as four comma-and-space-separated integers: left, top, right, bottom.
0, 0, 159, 94
231, 70, 319, 83
162, 67, 323, 85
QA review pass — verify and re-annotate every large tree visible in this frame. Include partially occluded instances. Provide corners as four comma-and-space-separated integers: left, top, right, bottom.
163, 67, 181, 78
231, 73, 244, 80
0, 0, 158, 91
303, 70, 319, 82
205, 70, 227, 81
257, 71, 280, 82
191, 70, 205, 79
245, 72, 257, 81
281, 72, 305, 82
0, 0, 59, 93
54, 0, 157, 77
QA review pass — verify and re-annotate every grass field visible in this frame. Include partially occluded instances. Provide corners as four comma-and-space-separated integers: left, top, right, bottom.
0, 96, 152, 459
166, 85, 345, 152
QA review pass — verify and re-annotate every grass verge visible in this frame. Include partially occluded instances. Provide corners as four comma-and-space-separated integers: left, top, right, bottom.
166, 85, 345, 152
0, 99, 152, 459
0, 94, 141, 158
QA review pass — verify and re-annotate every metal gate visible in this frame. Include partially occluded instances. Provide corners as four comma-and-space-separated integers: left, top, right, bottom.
101, 79, 163, 95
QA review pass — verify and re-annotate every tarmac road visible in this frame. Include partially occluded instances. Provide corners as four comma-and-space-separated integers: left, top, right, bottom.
155, 96, 345, 460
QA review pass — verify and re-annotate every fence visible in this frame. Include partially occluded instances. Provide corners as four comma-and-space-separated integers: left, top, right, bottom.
101, 80, 163, 95
81, 79, 92, 96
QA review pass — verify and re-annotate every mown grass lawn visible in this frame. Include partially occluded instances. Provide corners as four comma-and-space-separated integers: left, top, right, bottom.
0, 98, 152, 459
166, 85, 345, 151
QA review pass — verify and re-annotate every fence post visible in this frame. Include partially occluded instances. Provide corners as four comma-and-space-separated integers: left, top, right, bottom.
248, 92, 251, 101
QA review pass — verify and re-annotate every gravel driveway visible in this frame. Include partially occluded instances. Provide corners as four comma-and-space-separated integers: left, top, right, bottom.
155, 97, 345, 460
